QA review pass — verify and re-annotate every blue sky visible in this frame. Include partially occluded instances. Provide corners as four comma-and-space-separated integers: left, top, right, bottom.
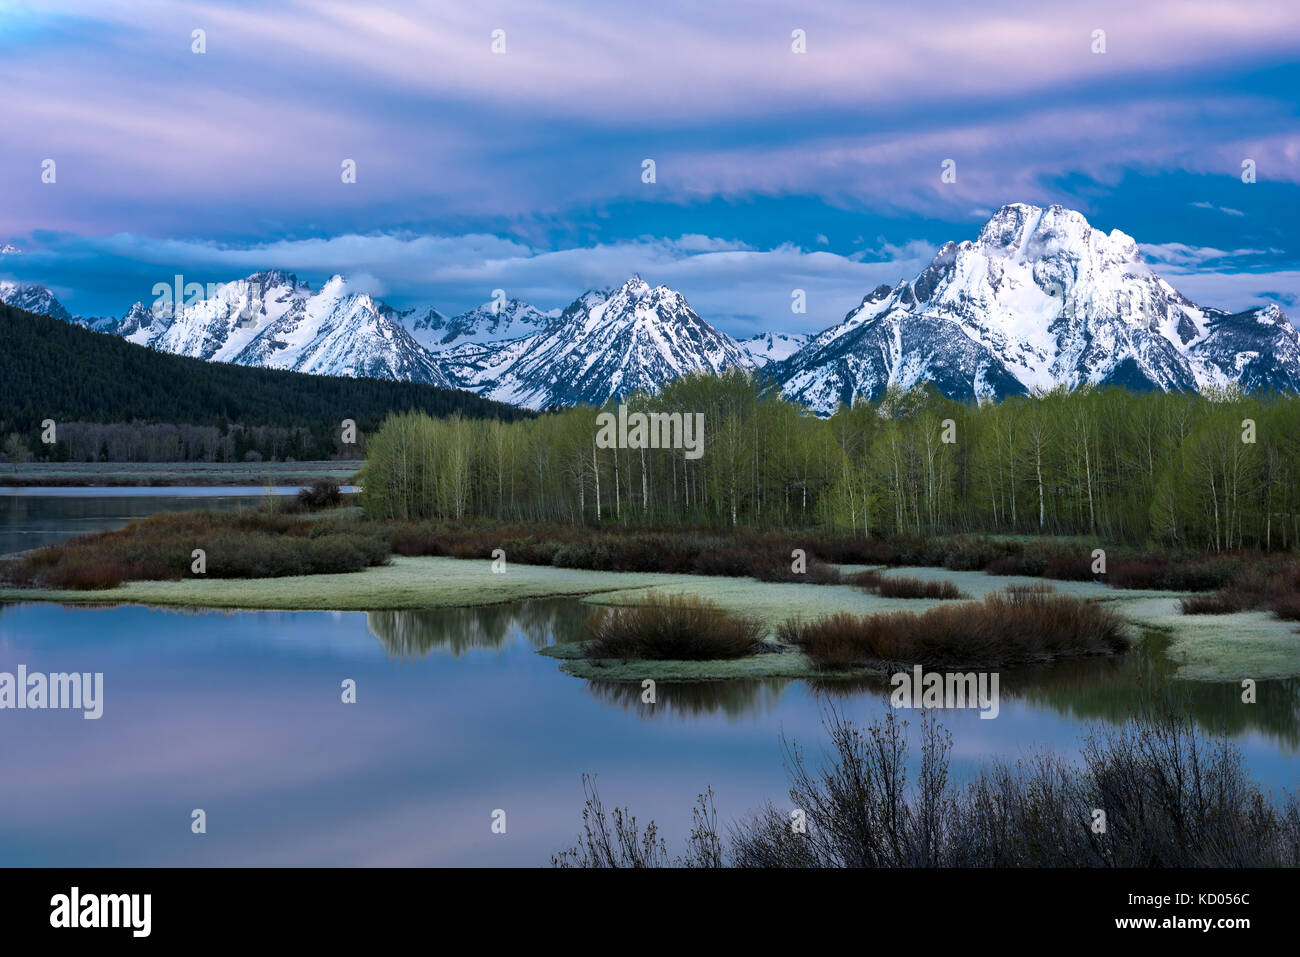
1, 0, 1298, 336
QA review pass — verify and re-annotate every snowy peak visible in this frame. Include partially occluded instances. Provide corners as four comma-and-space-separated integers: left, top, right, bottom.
776, 204, 1299, 413
475, 276, 755, 409
416, 296, 557, 350
92, 270, 455, 388
7, 210, 1299, 414
0, 280, 72, 322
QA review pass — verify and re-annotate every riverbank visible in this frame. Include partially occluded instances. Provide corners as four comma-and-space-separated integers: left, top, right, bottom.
2, 556, 1294, 682
0, 461, 362, 487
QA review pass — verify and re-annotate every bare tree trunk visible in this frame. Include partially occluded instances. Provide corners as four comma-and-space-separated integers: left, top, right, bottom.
592, 440, 602, 521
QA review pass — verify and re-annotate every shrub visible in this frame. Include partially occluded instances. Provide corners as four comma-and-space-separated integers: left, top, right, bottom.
298, 479, 343, 510
1042, 553, 1097, 581
555, 698, 1300, 868
583, 593, 764, 660
1271, 594, 1300, 621
1176, 560, 1300, 620
751, 554, 843, 584
875, 576, 967, 600
1179, 593, 1248, 615
846, 571, 966, 599
938, 536, 1019, 571
984, 553, 1047, 576
44, 561, 128, 590
4, 508, 391, 589
781, 587, 1127, 669
1003, 581, 1056, 601
692, 547, 754, 577
842, 569, 883, 589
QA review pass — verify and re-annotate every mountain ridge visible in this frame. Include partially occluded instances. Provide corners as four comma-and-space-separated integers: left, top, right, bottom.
4, 204, 1295, 413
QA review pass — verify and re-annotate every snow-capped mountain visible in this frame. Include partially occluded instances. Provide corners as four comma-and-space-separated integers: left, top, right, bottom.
467, 276, 755, 408
95, 271, 455, 387
402, 306, 451, 350
775, 204, 1300, 413
0, 280, 72, 321
407, 297, 558, 351
741, 331, 809, 367
8, 207, 1297, 412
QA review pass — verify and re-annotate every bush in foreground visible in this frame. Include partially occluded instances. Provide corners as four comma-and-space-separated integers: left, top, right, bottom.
582, 593, 765, 661
554, 700, 1300, 868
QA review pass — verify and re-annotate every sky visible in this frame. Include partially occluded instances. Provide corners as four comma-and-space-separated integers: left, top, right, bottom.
1, 0, 1298, 337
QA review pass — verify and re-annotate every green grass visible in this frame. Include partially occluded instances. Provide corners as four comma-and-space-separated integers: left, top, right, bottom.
1108, 594, 1300, 681
0, 556, 696, 610
3, 555, 1294, 683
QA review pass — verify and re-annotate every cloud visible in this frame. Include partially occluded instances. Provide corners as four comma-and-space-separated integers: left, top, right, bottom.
9, 227, 1296, 338
1142, 242, 1284, 267
1190, 201, 1246, 216
1, 1, 1297, 237
1155, 268, 1300, 312
2, 3, 1295, 331
6, 229, 937, 335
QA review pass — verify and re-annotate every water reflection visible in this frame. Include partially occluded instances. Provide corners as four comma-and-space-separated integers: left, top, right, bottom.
810, 633, 1300, 749
367, 598, 590, 658
1, 599, 1295, 866
583, 677, 792, 720
362, 604, 1300, 747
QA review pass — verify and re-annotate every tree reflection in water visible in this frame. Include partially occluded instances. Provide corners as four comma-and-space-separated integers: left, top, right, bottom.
366, 598, 590, 658
364, 600, 1299, 748
582, 678, 791, 720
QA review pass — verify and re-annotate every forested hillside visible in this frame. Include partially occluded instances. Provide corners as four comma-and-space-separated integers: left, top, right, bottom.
361, 369, 1300, 551
0, 302, 531, 461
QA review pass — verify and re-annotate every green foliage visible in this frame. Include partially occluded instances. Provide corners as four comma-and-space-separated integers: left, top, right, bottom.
361, 371, 1300, 551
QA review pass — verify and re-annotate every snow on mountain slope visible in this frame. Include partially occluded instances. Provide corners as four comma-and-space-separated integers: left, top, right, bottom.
150, 270, 308, 361
776, 204, 1300, 413
89, 271, 456, 388
741, 331, 809, 366
0, 280, 73, 322
1187, 303, 1300, 394
475, 276, 755, 409
408, 297, 558, 351
9, 206, 1298, 412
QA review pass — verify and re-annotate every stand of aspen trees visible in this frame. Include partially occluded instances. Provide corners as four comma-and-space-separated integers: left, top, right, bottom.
360, 369, 1300, 551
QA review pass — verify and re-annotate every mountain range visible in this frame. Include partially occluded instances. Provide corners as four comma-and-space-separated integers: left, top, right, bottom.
4, 204, 1296, 413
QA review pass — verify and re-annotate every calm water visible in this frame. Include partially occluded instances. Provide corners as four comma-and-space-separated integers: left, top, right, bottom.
0, 599, 1296, 867
0, 495, 1297, 866
0, 487, 351, 557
